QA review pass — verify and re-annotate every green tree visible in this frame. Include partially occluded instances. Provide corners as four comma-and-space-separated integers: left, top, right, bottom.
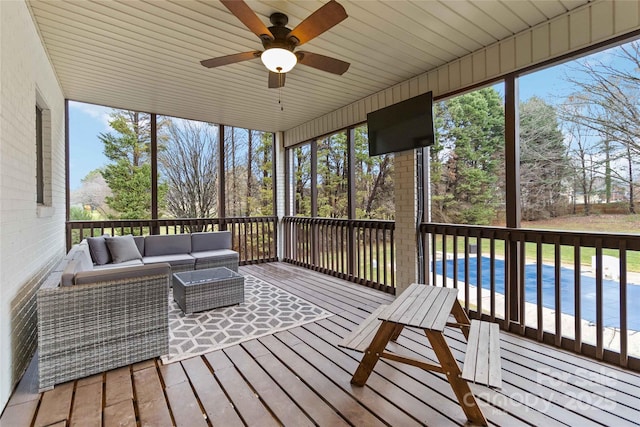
100, 110, 162, 219
431, 87, 505, 225
317, 132, 348, 218
519, 96, 571, 220
294, 145, 311, 216
354, 125, 394, 219
255, 131, 274, 216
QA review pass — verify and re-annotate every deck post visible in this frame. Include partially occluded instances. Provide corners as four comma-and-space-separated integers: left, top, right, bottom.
505, 74, 521, 325
218, 125, 226, 231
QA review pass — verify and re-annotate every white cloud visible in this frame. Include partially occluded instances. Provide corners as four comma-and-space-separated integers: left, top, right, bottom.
68, 101, 113, 131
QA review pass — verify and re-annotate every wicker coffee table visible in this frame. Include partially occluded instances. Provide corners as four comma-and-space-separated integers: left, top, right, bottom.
173, 267, 244, 314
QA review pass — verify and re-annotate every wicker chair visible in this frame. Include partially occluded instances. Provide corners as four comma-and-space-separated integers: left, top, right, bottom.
37, 262, 170, 391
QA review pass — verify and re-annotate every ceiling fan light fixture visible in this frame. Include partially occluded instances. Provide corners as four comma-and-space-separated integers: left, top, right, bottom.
261, 48, 297, 73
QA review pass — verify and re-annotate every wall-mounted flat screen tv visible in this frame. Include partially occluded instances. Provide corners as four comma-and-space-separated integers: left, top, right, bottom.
367, 91, 435, 156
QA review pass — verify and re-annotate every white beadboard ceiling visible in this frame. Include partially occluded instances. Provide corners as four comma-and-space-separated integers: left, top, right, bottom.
28, 0, 590, 133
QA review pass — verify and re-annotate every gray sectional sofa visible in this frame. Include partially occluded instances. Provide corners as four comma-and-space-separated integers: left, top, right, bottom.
37, 231, 239, 391
84, 230, 239, 274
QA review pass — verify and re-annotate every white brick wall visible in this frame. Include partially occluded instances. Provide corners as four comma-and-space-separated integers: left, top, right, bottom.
0, 0, 66, 409
393, 150, 418, 295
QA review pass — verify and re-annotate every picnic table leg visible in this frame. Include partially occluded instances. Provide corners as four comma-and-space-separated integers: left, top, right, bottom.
425, 330, 488, 426
451, 299, 472, 340
350, 321, 396, 386
390, 324, 404, 341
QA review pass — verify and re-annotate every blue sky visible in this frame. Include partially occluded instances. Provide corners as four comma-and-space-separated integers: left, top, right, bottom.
68, 101, 112, 190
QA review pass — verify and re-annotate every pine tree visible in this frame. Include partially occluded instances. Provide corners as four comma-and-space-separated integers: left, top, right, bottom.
432, 87, 505, 225
100, 110, 157, 219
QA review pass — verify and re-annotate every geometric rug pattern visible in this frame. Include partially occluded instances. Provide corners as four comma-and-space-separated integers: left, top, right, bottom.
161, 274, 334, 364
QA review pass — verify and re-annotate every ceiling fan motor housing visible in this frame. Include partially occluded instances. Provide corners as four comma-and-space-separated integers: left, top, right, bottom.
262, 12, 298, 51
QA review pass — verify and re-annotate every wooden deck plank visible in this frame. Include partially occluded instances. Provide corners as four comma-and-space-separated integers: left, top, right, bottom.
339, 304, 387, 352
165, 381, 207, 427
324, 296, 562, 426
76, 373, 103, 387
223, 345, 315, 427
6, 355, 40, 407
205, 351, 280, 427
159, 361, 188, 388
132, 359, 156, 372
278, 329, 424, 427
33, 382, 73, 427
6, 262, 640, 427
103, 399, 136, 427
242, 339, 351, 426
105, 366, 133, 407
498, 335, 640, 402
248, 263, 392, 306
297, 322, 470, 426
258, 333, 388, 427
0, 399, 39, 427
70, 381, 102, 427
181, 355, 244, 427
133, 367, 173, 426
245, 264, 392, 316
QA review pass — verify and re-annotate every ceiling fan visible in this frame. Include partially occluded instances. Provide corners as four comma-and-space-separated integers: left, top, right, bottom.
201, 0, 350, 88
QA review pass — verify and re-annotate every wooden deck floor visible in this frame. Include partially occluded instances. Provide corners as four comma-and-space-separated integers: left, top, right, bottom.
3, 262, 640, 426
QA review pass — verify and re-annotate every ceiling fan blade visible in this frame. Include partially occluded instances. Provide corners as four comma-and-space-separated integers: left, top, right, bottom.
268, 72, 286, 88
220, 0, 273, 41
287, 0, 347, 45
200, 51, 261, 68
297, 51, 350, 75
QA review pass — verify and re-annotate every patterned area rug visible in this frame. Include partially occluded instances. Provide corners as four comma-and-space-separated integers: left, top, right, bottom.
161, 274, 334, 364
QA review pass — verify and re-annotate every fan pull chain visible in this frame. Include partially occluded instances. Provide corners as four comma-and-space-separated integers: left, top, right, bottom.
278, 74, 284, 111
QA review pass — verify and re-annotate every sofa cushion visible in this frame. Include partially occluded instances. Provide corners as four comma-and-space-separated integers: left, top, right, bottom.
143, 254, 196, 268
87, 235, 111, 265
191, 231, 232, 252
134, 236, 145, 256
144, 234, 191, 257
105, 235, 143, 263
93, 259, 144, 270
73, 243, 95, 272
74, 263, 171, 286
190, 249, 238, 261
60, 260, 80, 287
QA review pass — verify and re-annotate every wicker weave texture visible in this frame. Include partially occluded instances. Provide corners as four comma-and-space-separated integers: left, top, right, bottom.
173, 269, 244, 314
195, 254, 239, 272
37, 273, 169, 390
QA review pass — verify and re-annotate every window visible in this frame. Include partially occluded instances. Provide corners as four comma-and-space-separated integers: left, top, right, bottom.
224, 127, 274, 217
430, 85, 506, 225
317, 132, 348, 218
354, 125, 395, 220
292, 144, 311, 216
36, 106, 44, 204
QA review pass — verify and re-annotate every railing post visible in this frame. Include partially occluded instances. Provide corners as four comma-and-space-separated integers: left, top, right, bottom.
347, 220, 356, 278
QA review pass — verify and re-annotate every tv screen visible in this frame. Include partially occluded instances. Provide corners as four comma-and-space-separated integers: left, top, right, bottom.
367, 92, 435, 156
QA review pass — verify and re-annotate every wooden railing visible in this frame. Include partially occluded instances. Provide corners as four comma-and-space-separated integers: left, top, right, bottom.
420, 222, 640, 371
282, 217, 395, 293
66, 217, 278, 265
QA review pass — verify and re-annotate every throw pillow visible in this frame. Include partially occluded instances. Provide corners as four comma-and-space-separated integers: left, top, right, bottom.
105, 235, 143, 264
87, 235, 112, 265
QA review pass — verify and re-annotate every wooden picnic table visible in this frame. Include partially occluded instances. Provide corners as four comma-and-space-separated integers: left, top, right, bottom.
340, 283, 501, 426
